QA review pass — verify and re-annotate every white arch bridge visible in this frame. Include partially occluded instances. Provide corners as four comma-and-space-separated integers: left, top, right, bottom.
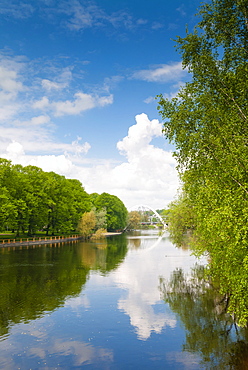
128, 204, 167, 229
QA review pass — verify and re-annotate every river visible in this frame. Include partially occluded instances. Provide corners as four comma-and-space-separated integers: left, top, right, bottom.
0, 230, 247, 369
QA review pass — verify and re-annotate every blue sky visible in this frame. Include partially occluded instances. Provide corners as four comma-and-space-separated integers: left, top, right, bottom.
0, 0, 202, 209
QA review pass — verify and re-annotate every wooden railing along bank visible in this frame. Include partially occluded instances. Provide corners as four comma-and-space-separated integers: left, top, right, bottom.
0, 235, 81, 248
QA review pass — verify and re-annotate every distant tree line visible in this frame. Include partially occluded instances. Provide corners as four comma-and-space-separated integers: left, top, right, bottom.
0, 158, 127, 237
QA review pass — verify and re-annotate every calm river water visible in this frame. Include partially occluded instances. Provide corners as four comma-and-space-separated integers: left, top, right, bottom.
0, 230, 248, 369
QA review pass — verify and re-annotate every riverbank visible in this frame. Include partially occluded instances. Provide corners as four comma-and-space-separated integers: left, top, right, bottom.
0, 232, 124, 248
104, 232, 123, 236
0, 235, 82, 248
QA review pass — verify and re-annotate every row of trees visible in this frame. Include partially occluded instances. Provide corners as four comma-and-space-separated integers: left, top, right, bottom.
0, 158, 128, 236
158, 0, 248, 325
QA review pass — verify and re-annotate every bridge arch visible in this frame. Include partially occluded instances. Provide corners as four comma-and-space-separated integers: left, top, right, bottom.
129, 204, 166, 228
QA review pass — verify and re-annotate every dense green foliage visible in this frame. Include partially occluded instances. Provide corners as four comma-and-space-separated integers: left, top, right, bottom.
0, 158, 91, 235
91, 192, 128, 231
157, 0, 248, 325
166, 193, 195, 247
0, 159, 127, 236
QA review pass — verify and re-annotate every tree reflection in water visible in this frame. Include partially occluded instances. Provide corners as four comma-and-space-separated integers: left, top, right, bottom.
0, 235, 128, 338
159, 265, 248, 369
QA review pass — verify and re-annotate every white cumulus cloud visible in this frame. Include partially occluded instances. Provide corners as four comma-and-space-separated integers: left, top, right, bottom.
33, 92, 113, 116
30, 115, 50, 125
0, 113, 178, 209
29, 155, 74, 174
42, 79, 67, 91
32, 96, 50, 110
6, 141, 25, 160
132, 62, 187, 83
0, 65, 23, 94
0, 58, 25, 120
41, 69, 73, 91
71, 114, 179, 209
117, 113, 162, 156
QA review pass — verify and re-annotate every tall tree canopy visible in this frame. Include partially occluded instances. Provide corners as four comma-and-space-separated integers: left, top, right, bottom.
0, 159, 127, 236
0, 159, 91, 235
157, 0, 248, 325
92, 192, 128, 231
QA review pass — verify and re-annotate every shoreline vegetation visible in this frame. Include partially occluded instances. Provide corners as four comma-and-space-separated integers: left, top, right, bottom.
0, 232, 123, 248
0, 159, 128, 240
157, 0, 248, 326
